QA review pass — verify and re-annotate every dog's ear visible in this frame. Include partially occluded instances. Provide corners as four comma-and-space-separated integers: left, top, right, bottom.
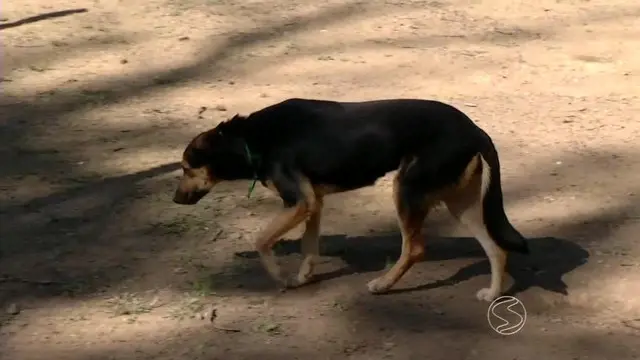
198, 128, 245, 156
219, 113, 243, 124
213, 114, 247, 139
193, 132, 208, 149
185, 130, 218, 167
189, 116, 249, 161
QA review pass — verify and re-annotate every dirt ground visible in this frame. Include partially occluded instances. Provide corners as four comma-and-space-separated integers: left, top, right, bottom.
1, 0, 640, 359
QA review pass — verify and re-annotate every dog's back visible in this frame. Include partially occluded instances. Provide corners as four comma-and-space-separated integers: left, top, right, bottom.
246, 97, 484, 137
238, 98, 491, 191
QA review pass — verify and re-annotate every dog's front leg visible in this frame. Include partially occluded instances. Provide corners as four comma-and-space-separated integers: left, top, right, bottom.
293, 196, 324, 286
254, 201, 311, 288
256, 163, 319, 289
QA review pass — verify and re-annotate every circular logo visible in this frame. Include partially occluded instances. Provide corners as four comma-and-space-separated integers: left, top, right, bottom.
487, 295, 527, 335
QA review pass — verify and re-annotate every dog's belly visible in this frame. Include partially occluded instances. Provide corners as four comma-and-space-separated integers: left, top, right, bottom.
308, 164, 394, 193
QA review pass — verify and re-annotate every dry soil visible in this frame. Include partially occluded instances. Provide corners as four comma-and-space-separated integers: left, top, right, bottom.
1, 0, 640, 359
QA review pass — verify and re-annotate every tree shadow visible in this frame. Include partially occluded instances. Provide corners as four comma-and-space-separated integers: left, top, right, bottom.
2, 1, 368, 118
0, 9, 88, 31
0, 161, 179, 217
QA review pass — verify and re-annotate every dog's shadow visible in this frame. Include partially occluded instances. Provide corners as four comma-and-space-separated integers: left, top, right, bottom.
234, 234, 589, 297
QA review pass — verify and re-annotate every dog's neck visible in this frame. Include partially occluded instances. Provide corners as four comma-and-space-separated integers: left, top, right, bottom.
216, 114, 249, 134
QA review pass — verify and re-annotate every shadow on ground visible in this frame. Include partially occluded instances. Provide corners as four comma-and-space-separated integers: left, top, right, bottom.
227, 234, 587, 298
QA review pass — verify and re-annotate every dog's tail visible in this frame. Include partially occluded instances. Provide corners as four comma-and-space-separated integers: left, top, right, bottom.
477, 148, 529, 254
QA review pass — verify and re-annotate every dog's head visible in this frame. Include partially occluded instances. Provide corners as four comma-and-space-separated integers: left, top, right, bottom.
172, 116, 254, 205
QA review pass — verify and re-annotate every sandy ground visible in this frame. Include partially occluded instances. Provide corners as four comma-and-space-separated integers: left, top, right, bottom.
1, 0, 640, 359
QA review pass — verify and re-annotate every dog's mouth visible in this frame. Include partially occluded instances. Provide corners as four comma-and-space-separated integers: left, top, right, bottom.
172, 189, 209, 205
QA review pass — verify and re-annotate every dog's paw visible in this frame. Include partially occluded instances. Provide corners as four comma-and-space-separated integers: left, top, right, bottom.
281, 273, 310, 289
476, 287, 500, 302
282, 276, 301, 289
367, 277, 392, 294
295, 272, 313, 287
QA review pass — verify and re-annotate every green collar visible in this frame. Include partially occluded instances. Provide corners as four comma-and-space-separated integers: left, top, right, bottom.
243, 142, 260, 198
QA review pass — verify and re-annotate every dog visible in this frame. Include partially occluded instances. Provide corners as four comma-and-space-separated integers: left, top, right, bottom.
172, 98, 529, 302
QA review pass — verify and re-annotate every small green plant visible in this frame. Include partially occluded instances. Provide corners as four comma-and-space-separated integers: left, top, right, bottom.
255, 321, 282, 335
167, 296, 206, 320
190, 274, 215, 297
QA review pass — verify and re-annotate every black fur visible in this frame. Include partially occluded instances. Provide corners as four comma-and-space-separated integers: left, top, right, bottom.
183, 98, 528, 253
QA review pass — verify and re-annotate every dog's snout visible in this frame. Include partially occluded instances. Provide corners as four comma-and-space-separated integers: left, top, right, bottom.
172, 188, 208, 205
172, 189, 189, 204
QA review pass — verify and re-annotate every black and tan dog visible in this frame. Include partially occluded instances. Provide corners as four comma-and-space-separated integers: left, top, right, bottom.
172, 98, 528, 302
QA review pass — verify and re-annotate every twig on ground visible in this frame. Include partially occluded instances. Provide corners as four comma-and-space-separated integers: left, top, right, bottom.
0, 275, 58, 286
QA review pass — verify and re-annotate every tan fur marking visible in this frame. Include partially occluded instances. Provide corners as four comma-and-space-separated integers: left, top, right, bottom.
263, 180, 279, 194
457, 154, 480, 190
297, 175, 317, 212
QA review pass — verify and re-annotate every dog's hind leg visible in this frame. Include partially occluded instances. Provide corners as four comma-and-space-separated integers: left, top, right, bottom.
367, 174, 429, 294
443, 154, 508, 302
